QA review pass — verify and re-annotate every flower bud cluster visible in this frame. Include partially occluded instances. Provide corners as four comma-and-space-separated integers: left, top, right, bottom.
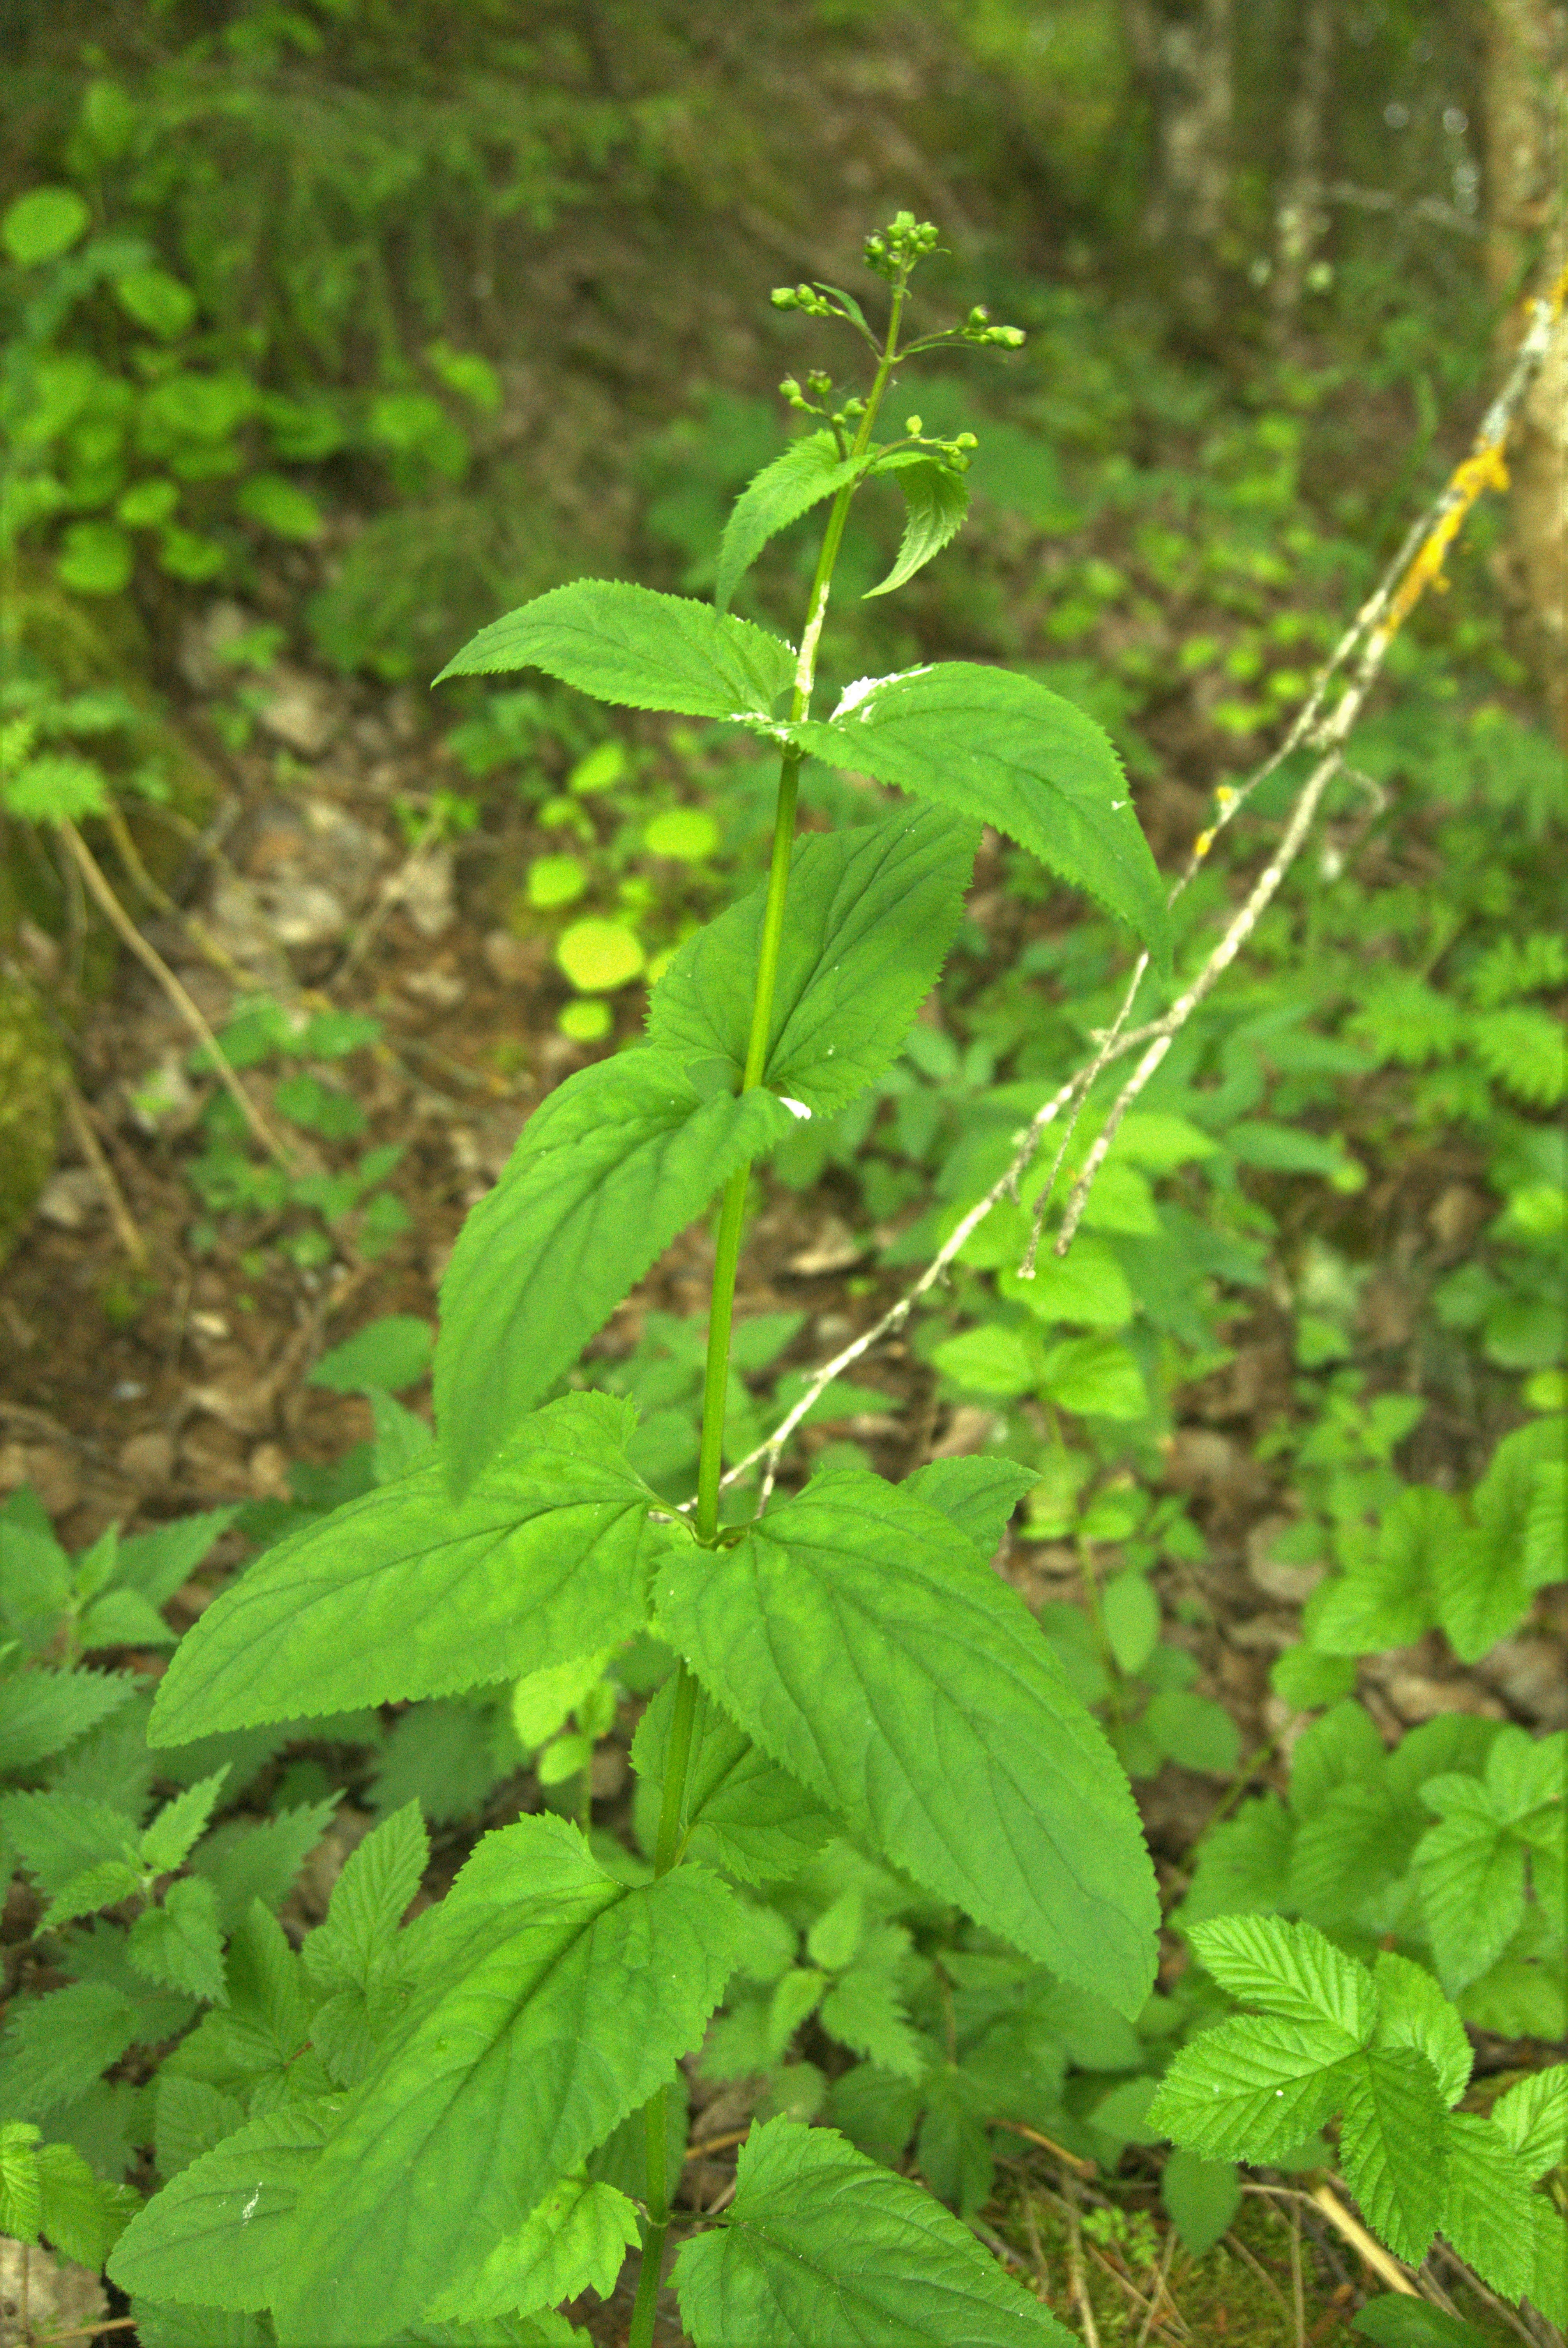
958, 305, 1026, 349
863, 210, 942, 281
771, 284, 840, 317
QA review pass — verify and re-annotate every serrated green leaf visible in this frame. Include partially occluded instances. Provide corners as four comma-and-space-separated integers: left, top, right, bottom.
901, 1457, 1039, 1557
1287, 1784, 1410, 1927
1440, 2110, 1541, 2303
141, 1770, 230, 1874
128, 1878, 229, 2005
653, 1472, 1159, 2016
35, 2136, 138, 2267
819, 1957, 925, 2080
0, 1665, 137, 1773
715, 432, 863, 614
41, 1857, 142, 1929
863, 456, 969, 598
435, 1054, 794, 1495
1525, 1459, 1565, 1591
1371, 1953, 1471, 2107
1311, 1487, 1459, 1655
110, 2098, 342, 2308
0, 1980, 141, 2119
78, 1586, 179, 1650
1178, 1793, 1295, 1925
191, 1797, 341, 1930
116, 1511, 240, 1607
270, 1814, 740, 2347
372, 1391, 437, 1483
303, 1802, 429, 1993
1338, 2045, 1447, 2265
131, 2304, 272, 2348
1189, 1914, 1376, 2041
646, 805, 978, 1114
1413, 1800, 1527, 1995
1484, 1723, 1565, 1823
1160, 2146, 1240, 2256
426, 2171, 640, 2322
1144, 2012, 1359, 2161
154, 2077, 246, 2181
434, 579, 794, 719
149, 1395, 660, 1744
0, 1788, 139, 1901
1489, 2062, 1568, 2177
1527, 2195, 1568, 2326
784, 664, 1170, 970
673, 2117, 1073, 2346
0, 2120, 42, 2239
631, 1676, 834, 1885
1440, 1419, 1565, 1660
1350, 2298, 1490, 2346
1287, 1698, 1387, 1821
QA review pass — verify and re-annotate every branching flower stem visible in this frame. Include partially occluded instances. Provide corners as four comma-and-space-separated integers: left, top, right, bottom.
625, 264, 912, 2348
719, 254, 1568, 1508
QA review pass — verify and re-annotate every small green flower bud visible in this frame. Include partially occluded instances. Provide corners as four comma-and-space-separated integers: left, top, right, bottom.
771, 287, 798, 309
992, 325, 1026, 348
954, 431, 978, 449
808, 370, 833, 399
904, 415, 923, 437
968, 306, 991, 326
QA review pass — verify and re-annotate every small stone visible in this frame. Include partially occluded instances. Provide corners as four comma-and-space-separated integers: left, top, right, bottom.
186, 1374, 277, 1436
261, 879, 348, 948
35, 1167, 104, 1229
253, 665, 340, 757
483, 930, 542, 985
248, 1439, 292, 1497
21, 1444, 82, 1518
402, 969, 467, 1009
0, 2237, 106, 2343
590, 1745, 628, 1800
1246, 1519, 1327, 1604
931, 1405, 1003, 1459
177, 598, 258, 694
786, 1218, 864, 1276
399, 847, 456, 939
1384, 1671, 1506, 1724
119, 1431, 176, 1487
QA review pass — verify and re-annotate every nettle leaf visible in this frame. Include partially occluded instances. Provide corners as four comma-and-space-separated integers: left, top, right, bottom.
0, 1980, 142, 2118
653, 1472, 1160, 2016
128, 1878, 228, 2005
646, 805, 978, 1114
433, 579, 794, 720
1440, 2112, 1542, 2305
782, 664, 1171, 971
632, 1676, 834, 1885
435, 1052, 795, 1494
303, 1802, 429, 1993
109, 2099, 342, 2309
142, 1771, 231, 1874
0, 1665, 137, 1774
863, 454, 969, 599
673, 2118, 1073, 2347
1489, 2062, 1568, 2177
424, 2170, 639, 2322
1338, 2045, 1447, 2266
117, 1510, 241, 1608
149, 1394, 660, 1743
715, 432, 865, 614
270, 1814, 740, 2348
192, 1796, 342, 1931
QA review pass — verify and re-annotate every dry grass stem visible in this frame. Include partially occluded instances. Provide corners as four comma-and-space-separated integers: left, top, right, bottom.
63, 1085, 148, 1272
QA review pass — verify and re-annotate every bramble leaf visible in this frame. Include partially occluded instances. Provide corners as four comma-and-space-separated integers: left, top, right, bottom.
653, 1472, 1160, 2016
1188, 1914, 1376, 2040
1144, 2012, 1360, 2161
270, 1815, 740, 2346
1337, 2045, 1447, 2266
148, 1394, 661, 1743
646, 806, 978, 1113
1439, 2112, 1541, 2305
433, 580, 794, 719
863, 455, 969, 598
1489, 2062, 1568, 2177
1370, 1952, 1472, 2108
784, 664, 1170, 969
673, 2118, 1074, 2346
1311, 1487, 1459, 1655
715, 432, 863, 614
1413, 1783, 1528, 1995
435, 1053, 795, 1494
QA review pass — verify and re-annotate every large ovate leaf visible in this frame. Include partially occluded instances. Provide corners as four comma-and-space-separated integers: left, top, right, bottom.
646, 806, 978, 1112
433, 580, 793, 719
631, 1675, 835, 1885
149, 1394, 659, 1744
782, 665, 1170, 970
863, 455, 969, 599
109, 2101, 341, 2310
673, 2118, 1073, 2346
435, 1051, 795, 1494
715, 433, 864, 615
653, 1473, 1159, 2015
270, 1815, 739, 2348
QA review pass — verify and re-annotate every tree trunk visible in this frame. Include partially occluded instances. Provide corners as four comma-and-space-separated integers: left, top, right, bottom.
1270, 0, 1337, 333
1484, 0, 1568, 743
1123, 0, 1235, 331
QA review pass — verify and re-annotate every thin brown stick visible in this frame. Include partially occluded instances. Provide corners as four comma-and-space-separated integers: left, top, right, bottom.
682, 2128, 750, 2162
1308, 2183, 1417, 2295
992, 2118, 1100, 2176
1134, 2224, 1183, 2348
1018, 2182, 1053, 2304
1290, 2198, 1307, 2347
61, 820, 295, 1170
33, 2323, 139, 2344
62, 1084, 148, 1271
99, 798, 260, 993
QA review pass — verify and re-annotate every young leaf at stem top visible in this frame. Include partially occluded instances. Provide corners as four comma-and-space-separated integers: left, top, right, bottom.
862, 453, 969, 598
714, 432, 866, 615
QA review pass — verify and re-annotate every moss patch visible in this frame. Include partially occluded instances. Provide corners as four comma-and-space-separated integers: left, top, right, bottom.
0, 978, 68, 1268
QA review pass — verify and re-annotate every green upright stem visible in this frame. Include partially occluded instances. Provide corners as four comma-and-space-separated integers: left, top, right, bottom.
625, 273, 908, 2348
